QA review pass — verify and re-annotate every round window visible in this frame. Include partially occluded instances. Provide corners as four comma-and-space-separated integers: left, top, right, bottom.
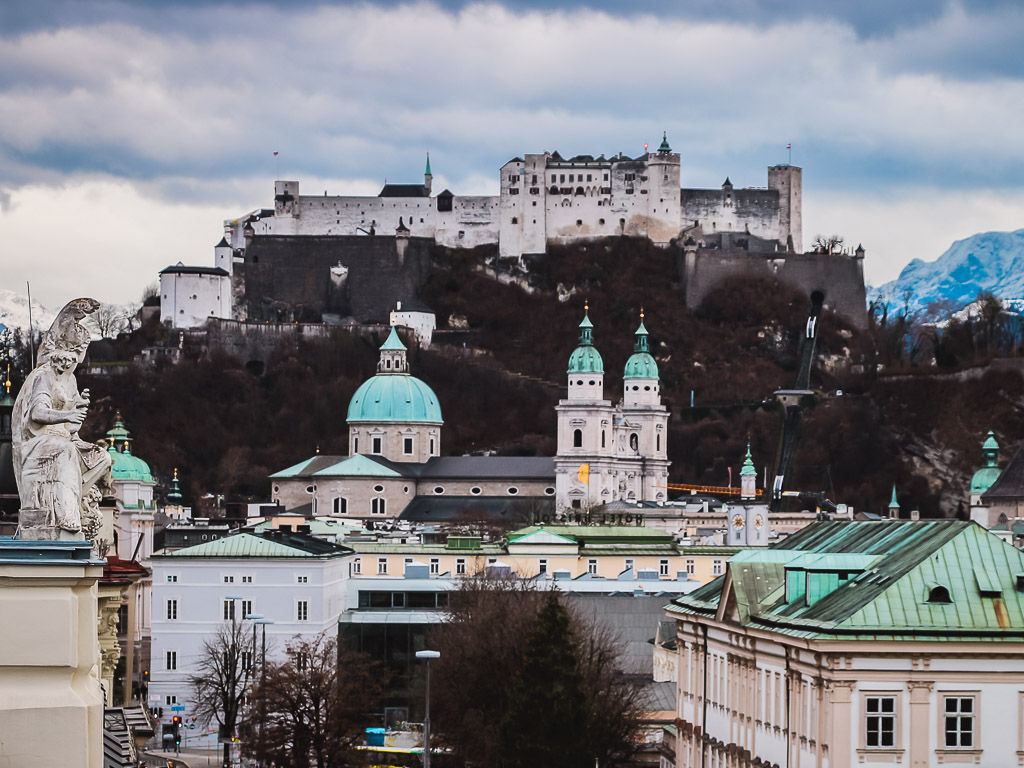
273, 485, 279, 494
471, 486, 482, 495
589, 380, 595, 385
544, 487, 555, 496
644, 385, 651, 391
373, 485, 384, 493
507, 487, 519, 495
577, 379, 584, 385
434, 486, 445, 495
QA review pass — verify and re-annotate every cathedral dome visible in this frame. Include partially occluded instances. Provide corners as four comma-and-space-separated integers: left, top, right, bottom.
567, 308, 604, 374
347, 327, 443, 424
623, 316, 658, 380
346, 374, 443, 424
108, 444, 155, 483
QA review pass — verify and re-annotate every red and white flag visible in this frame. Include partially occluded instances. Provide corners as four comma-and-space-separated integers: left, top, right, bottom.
273, 151, 279, 156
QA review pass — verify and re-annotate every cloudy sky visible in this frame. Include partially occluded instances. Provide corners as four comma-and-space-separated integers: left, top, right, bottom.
1, 0, 1022, 308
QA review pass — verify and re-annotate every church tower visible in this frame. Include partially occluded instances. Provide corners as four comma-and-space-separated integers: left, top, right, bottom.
555, 304, 616, 511
616, 311, 670, 503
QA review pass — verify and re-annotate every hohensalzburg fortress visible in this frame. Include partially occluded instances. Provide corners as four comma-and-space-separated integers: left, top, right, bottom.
220, 134, 801, 260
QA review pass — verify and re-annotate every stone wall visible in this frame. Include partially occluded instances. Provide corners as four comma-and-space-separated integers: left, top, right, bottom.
683, 248, 867, 328
234, 234, 434, 323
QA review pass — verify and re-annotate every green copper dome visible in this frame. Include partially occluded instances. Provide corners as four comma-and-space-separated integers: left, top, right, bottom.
347, 330, 443, 424
347, 375, 443, 424
623, 316, 658, 380
567, 308, 604, 374
971, 430, 1000, 494
108, 444, 154, 484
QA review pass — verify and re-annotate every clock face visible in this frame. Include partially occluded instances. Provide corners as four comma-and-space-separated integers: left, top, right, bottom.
754, 515, 764, 529
732, 514, 744, 529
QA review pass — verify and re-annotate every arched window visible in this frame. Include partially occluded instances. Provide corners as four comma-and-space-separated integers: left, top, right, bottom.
927, 585, 952, 603
573, 429, 583, 448
656, 434, 660, 451
601, 431, 606, 448
629, 433, 639, 452
371, 498, 386, 515
333, 497, 348, 515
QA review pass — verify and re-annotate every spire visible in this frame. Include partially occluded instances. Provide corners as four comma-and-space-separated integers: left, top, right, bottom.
378, 326, 409, 373
657, 132, 671, 154
633, 308, 649, 353
425, 152, 432, 177
168, 467, 182, 503
983, 429, 999, 467
888, 484, 899, 519
740, 443, 756, 477
578, 301, 594, 345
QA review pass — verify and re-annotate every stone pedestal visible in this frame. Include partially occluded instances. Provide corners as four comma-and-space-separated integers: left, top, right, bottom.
0, 539, 105, 768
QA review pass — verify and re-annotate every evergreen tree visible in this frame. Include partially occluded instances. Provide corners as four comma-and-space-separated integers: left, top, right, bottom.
498, 592, 591, 768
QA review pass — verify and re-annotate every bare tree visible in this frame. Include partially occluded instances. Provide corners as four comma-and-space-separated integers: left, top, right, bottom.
88, 302, 128, 338
811, 234, 845, 254
242, 631, 381, 768
189, 620, 250, 768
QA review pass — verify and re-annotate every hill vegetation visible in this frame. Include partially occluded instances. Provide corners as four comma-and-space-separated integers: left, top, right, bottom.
38, 237, 1024, 520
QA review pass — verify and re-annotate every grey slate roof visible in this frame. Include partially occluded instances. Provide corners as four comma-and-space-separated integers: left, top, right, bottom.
983, 442, 1024, 500
399, 495, 552, 523
159, 264, 229, 276
379, 184, 430, 198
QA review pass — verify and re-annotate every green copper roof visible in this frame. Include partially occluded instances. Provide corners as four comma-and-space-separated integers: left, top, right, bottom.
168, 468, 182, 502
270, 457, 319, 478
313, 454, 403, 477
889, 484, 899, 508
670, 520, 1024, 641
380, 326, 407, 351
108, 444, 154, 484
425, 153, 432, 176
971, 467, 1002, 495
658, 132, 671, 153
159, 532, 346, 558
623, 315, 657, 380
740, 444, 756, 477
568, 309, 604, 374
347, 374, 443, 423
983, 430, 999, 452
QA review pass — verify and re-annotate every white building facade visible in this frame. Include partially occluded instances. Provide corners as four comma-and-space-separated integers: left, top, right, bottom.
159, 263, 231, 329
148, 531, 350, 747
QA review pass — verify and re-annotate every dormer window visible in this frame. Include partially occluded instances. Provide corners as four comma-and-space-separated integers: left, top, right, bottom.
927, 585, 952, 603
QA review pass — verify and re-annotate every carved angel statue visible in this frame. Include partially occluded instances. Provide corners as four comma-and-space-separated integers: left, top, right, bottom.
12, 298, 112, 541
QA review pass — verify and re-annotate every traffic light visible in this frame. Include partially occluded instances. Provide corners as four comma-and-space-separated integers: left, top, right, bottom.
171, 715, 182, 745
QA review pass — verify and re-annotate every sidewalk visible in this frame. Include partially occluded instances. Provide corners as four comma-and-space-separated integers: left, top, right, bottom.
145, 747, 225, 767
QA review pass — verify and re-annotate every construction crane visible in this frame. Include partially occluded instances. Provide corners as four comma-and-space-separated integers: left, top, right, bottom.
657, 482, 764, 497
769, 291, 824, 512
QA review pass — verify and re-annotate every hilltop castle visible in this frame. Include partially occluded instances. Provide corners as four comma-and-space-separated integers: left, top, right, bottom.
160, 136, 866, 329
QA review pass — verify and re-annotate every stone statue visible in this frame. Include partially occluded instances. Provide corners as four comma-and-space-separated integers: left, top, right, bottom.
12, 298, 113, 541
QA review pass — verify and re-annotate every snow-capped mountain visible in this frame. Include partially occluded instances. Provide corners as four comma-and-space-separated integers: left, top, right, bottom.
869, 229, 1024, 319
0, 289, 56, 334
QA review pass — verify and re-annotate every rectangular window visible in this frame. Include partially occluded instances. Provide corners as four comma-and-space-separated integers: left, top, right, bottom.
353, 436, 358, 453
686, 559, 696, 574
223, 575, 234, 583
538, 558, 547, 575
166, 695, 177, 706
352, 557, 362, 575
944, 696, 975, 748
624, 558, 634, 572
166, 651, 177, 670
865, 696, 896, 747
241, 650, 253, 671
456, 558, 467, 575
223, 600, 235, 621
377, 558, 388, 575
297, 601, 309, 622
712, 559, 724, 576
372, 436, 382, 454
429, 438, 435, 454
241, 575, 252, 583
403, 437, 414, 455
166, 599, 178, 620
587, 559, 598, 575
430, 558, 440, 575
166, 574, 178, 583
659, 559, 670, 576
242, 600, 253, 618
296, 575, 309, 583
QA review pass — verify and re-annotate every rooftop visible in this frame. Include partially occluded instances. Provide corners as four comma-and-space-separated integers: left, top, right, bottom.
669, 519, 1024, 640
154, 530, 351, 559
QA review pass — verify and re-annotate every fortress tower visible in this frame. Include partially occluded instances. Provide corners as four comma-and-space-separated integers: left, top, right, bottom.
767, 164, 802, 253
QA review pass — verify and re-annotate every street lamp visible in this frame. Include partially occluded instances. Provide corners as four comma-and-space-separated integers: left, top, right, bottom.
415, 650, 440, 768
253, 619, 274, 767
